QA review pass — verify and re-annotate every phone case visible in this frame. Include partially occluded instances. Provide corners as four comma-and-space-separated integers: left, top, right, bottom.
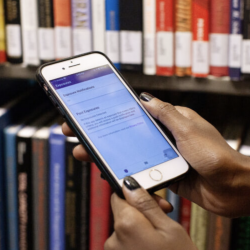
36, 51, 189, 197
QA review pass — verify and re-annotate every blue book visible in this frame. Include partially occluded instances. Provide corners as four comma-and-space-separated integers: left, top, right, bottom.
166, 189, 180, 222
105, 0, 120, 69
49, 125, 66, 250
229, 0, 242, 80
4, 125, 24, 250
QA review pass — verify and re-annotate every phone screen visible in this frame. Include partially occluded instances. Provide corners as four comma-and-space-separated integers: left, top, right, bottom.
50, 65, 178, 179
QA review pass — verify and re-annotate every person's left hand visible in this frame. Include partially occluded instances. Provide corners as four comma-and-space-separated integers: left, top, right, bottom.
104, 176, 197, 250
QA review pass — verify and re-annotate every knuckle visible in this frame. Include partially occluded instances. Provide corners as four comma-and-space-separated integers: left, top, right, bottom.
134, 193, 158, 213
157, 102, 176, 120
104, 238, 114, 250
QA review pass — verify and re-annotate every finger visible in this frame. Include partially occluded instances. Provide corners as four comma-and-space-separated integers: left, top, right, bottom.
152, 194, 173, 213
139, 92, 191, 140
122, 176, 171, 229
61, 122, 75, 137
73, 144, 93, 162
104, 232, 121, 250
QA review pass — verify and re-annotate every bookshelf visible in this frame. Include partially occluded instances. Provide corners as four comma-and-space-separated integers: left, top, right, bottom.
1, 64, 250, 96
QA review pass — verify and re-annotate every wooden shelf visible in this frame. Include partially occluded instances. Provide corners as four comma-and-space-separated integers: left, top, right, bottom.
1, 64, 250, 96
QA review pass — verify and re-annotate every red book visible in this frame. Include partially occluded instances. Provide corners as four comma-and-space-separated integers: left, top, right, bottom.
192, 0, 209, 77
180, 198, 191, 234
210, 0, 230, 76
156, 0, 174, 76
89, 164, 112, 250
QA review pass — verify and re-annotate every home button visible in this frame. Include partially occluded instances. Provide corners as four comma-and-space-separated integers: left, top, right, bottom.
149, 169, 163, 181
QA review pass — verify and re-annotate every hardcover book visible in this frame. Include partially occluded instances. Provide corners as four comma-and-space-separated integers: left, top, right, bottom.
72, 0, 92, 55
175, 0, 192, 76
38, 0, 55, 63
105, 0, 120, 69
210, 0, 230, 76
166, 189, 180, 222
156, 0, 174, 76
120, 0, 143, 71
0, 0, 6, 63
180, 197, 191, 234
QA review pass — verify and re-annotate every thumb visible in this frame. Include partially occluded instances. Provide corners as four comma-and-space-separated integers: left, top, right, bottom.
139, 92, 191, 140
123, 176, 172, 229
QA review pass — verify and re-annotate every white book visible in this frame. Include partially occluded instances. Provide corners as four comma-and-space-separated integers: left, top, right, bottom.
91, 0, 106, 52
143, 0, 156, 75
20, 0, 39, 66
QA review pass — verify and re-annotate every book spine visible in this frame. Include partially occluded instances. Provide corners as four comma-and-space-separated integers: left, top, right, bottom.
71, 0, 92, 56
229, 0, 242, 80
190, 203, 208, 250
120, 0, 143, 71
53, 0, 72, 59
20, 0, 39, 66
156, 0, 174, 76
0, 0, 6, 63
192, 0, 209, 77
49, 130, 66, 250
241, 0, 250, 75
91, 0, 105, 52
154, 188, 166, 198
179, 197, 191, 234
166, 189, 180, 222
4, 0, 23, 63
210, 0, 230, 76
5, 127, 20, 250
143, 0, 156, 75
16, 136, 33, 250
175, 0, 192, 76
206, 213, 231, 250
38, 0, 55, 63
105, 0, 120, 69
89, 163, 111, 250
32, 137, 48, 250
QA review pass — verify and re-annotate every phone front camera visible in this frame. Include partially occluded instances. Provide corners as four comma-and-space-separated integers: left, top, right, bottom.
62, 67, 65, 70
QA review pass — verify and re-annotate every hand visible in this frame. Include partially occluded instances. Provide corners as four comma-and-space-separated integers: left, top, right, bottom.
104, 176, 197, 250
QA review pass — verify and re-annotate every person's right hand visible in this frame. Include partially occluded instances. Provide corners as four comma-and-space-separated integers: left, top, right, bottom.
62, 92, 250, 218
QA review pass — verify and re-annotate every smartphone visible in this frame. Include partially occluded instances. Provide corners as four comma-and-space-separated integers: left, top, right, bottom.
36, 52, 189, 197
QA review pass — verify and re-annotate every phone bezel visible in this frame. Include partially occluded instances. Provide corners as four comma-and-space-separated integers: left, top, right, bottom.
37, 52, 189, 195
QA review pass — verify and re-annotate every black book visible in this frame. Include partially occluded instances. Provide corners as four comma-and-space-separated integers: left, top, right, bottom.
120, 0, 143, 71
37, 0, 55, 63
4, 0, 23, 63
65, 137, 90, 250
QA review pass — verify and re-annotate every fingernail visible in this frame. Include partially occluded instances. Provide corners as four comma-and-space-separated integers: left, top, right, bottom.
124, 176, 141, 191
140, 92, 155, 102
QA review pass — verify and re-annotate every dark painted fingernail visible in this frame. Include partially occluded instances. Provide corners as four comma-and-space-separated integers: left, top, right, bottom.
124, 176, 141, 191
140, 92, 154, 102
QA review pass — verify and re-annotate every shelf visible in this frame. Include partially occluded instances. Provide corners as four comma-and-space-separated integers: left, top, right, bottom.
1, 64, 250, 96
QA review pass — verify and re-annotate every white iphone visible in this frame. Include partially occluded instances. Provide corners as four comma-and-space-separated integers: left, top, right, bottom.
37, 52, 189, 197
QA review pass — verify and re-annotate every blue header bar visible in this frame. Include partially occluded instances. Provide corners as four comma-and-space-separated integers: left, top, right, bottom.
50, 65, 113, 90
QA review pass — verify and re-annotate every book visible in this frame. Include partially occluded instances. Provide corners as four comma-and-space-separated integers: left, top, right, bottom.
166, 189, 180, 222
49, 125, 66, 250
192, 0, 209, 77
229, 0, 243, 80
210, 0, 230, 76
89, 163, 112, 250
179, 197, 191, 234
65, 137, 90, 250
4, 0, 23, 63
156, 0, 174, 76
175, 0, 192, 76
0, 0, 6, 63
206, 212, 231, 250
17, 110, 56, 250
105, 0, 120, 69
91, 0, 106, 52
53, 0, 72, 59
71, 0, 92, 56
37, 0, 55, 63
143, 0, 156, 75
154, 188, 166, 199
241, 0, 250, 76
190, 203, 208, 250
120, 0, 143, 71
20, 0, 39, 65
